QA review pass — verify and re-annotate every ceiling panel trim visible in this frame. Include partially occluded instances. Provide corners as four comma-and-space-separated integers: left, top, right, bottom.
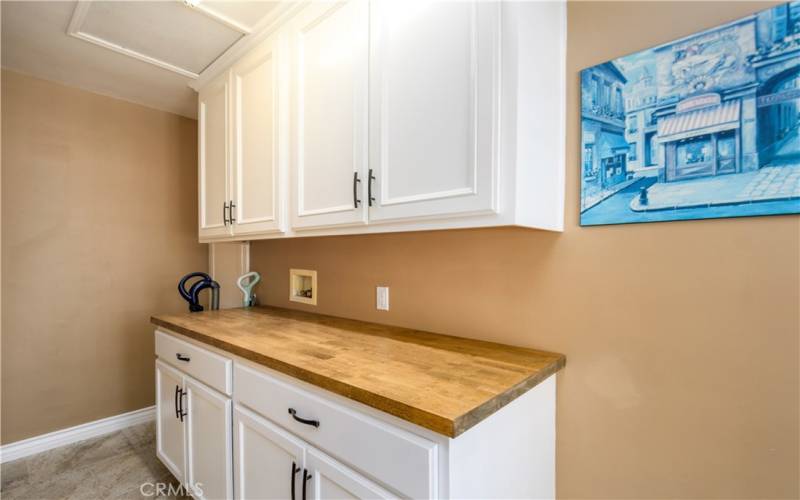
192, 3, 253, 35
189, 1, 307, 91
66, 1, 254, 80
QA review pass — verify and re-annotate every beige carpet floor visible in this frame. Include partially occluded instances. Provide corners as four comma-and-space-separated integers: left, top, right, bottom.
1, 421, 187, 499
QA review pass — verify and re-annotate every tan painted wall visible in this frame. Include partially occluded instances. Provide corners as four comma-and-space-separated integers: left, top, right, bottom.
249, 2, 800, 498
1, 71, 207, 444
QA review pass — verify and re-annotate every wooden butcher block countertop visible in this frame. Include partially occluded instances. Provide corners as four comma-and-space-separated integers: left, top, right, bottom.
151, 306, 565, 438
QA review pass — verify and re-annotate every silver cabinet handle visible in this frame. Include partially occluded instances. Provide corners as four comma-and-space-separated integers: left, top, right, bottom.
368, 169, 376, 206
353, 172, 361, 208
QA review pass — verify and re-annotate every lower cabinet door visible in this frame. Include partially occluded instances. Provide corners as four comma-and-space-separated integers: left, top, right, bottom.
305, 447, 395, 500
155, 360, 185, 484
233, 405, 305, 500
185, 377, 233, 500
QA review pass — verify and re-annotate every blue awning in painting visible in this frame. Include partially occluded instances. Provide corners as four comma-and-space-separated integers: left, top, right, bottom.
597, 133, 628, 159
658, 100, 741, 142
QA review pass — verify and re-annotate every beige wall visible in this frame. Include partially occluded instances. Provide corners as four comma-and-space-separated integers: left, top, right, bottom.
1, 71, 207, 444
249, 2, 800, 498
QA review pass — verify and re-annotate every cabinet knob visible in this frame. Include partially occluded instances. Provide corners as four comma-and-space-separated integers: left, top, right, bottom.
176, 353, 191, 362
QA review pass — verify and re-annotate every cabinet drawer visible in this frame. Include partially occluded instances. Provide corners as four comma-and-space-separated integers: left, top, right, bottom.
235, 363, 437, 499
155, 330, 232, 396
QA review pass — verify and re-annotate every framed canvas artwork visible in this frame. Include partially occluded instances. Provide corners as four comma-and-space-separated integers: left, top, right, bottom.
580, 2, 800, 225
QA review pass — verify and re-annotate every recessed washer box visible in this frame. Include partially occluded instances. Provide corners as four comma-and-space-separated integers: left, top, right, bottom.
289, 269, 317, 305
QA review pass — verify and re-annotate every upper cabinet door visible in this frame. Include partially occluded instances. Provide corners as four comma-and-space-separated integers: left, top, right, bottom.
289, 0, 369, 230
368, 1, 500, 223
198, 74, 233, 239
231, 34, 287, 236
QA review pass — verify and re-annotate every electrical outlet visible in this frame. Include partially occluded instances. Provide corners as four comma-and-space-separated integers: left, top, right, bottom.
376, 286, 389, 311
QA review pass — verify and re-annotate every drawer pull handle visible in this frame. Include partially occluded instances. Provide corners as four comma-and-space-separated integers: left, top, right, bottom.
288, 408, 320, 428
176, 353, 191, 362
302, 469, 312, 500
291, 461, 300, 500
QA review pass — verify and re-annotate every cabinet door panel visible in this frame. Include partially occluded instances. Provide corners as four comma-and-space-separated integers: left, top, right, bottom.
290, 0, 368, 230
199, 76, 232, 239
155, 360, 185, 484
369, 1, 500, 222
306, 446, 395, 500
234, 405, 305, 500
232, 35, 285, 236
185, 377, 232, 500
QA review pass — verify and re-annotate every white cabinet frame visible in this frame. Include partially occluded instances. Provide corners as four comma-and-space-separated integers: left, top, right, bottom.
289, 0, 370, 231
196, 0, 566, 243
367, 0, 501, 223
198, 75, 233, 240
230, 33, 288, 236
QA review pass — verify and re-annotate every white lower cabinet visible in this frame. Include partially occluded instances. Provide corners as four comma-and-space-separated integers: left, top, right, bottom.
234, 404, 393, 500
155, 360, 186, 484
233, 405, 305, 500
156, 329, 557, 500
304, 446, 394, 500
155, 356, 233, 500
185, 378, 233, 500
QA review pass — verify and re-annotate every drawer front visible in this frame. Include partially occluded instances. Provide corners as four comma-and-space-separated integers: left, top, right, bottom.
235, 363, 437, 499
155, 330, 232, 396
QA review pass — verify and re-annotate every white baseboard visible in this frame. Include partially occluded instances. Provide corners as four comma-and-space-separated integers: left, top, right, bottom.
0, 406, 156, 464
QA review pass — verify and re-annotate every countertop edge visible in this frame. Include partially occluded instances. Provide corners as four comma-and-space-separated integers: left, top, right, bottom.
452, 355, 565, 437
150, 314, 564, 438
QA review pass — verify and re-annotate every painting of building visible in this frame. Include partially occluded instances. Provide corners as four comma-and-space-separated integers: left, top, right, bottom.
580, 2, 800, 225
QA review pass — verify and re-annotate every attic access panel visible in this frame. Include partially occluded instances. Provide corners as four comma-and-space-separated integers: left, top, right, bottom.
69, 1, 246, 78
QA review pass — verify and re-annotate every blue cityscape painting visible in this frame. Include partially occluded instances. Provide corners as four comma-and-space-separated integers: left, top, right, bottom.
580, 2, 800, 226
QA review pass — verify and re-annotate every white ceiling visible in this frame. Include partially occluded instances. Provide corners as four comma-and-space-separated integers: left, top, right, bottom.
1, 1, 280, 119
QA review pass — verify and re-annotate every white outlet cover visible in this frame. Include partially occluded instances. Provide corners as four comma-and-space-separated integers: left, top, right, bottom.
376, 286, 389, 311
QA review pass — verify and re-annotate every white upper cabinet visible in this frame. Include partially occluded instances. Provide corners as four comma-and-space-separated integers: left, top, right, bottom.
198, 74, 232, 240
368, 0, 499, 223
230, 34, 286, 236
194, 0, 566, 241
289, 0, 369, 230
